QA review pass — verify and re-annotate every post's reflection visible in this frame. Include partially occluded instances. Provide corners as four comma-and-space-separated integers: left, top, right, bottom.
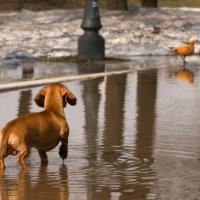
17, 89, 32, 117
80, 71, 158, 199
81, 76, 104, 200
81, 73, 127, 199
103, 74, 127, 155
79, 63, 105, 161
133, 69, 157, 198
102, 74, 127, 200
16, 63, 34, 117
82, 77, 103, 155
136, 70, 157, 153
22, 63, 34, 79
78, 63, 105, 74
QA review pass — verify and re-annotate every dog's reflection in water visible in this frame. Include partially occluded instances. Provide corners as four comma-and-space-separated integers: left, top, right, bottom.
0, 164, 69, 200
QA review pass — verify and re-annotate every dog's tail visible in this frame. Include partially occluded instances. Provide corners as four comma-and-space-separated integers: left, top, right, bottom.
0, 130, 9, 159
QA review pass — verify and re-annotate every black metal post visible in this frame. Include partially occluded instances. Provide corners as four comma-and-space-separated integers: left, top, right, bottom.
78, 0, 105, 60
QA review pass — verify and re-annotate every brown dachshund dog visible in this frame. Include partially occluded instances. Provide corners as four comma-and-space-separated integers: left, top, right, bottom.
0, 83, 76, 169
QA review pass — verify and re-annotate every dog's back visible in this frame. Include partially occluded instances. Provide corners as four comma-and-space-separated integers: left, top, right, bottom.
1, 110, 64, 151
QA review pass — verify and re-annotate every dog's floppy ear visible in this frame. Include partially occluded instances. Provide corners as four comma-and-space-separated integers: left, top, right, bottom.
61, 86, 77, 106
34, 86, 46, 107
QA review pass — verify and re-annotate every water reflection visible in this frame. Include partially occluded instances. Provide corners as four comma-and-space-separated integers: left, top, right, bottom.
78, 63, 105, 74
1, 64, 200, 199
17, 62, 33, 118
18, 89, 32, 116
80, 72, 158, 199
134, 69, 157, 199
0, 164, 68, 200
82, 77, 103, 155
0, 61, 78, 84
136, 70, 157, 155
100, 74, 127, 199
172, 68, 195, 86
103, 74, 127, 151
22, 62, 34, 79
81, 77, 103, 200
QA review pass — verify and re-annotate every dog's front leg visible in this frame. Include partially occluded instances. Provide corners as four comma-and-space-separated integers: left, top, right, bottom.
38, 150, 48, 165
59, 126, 69, 161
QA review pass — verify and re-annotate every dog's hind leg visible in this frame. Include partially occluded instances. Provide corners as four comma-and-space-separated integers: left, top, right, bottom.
0, 156, 6, 169
0, 150, 7, 169
0, 132, 9, 169
17, 145, 29, 168
38, 150, 48, 165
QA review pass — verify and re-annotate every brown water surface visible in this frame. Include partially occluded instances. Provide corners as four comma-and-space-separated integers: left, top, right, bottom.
1, 64, 200, 200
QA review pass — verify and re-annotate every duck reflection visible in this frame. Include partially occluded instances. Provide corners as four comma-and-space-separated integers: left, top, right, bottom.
0, 164, 68, 200
172, 68, 195, 86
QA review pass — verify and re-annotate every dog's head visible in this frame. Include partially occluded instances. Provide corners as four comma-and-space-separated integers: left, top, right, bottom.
34, 83, 77, 108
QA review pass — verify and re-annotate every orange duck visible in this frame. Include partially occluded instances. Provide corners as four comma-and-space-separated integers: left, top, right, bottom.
170, 37, 197, 64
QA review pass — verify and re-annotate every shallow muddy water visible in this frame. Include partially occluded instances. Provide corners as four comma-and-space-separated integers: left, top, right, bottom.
1, 63, 200, 200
